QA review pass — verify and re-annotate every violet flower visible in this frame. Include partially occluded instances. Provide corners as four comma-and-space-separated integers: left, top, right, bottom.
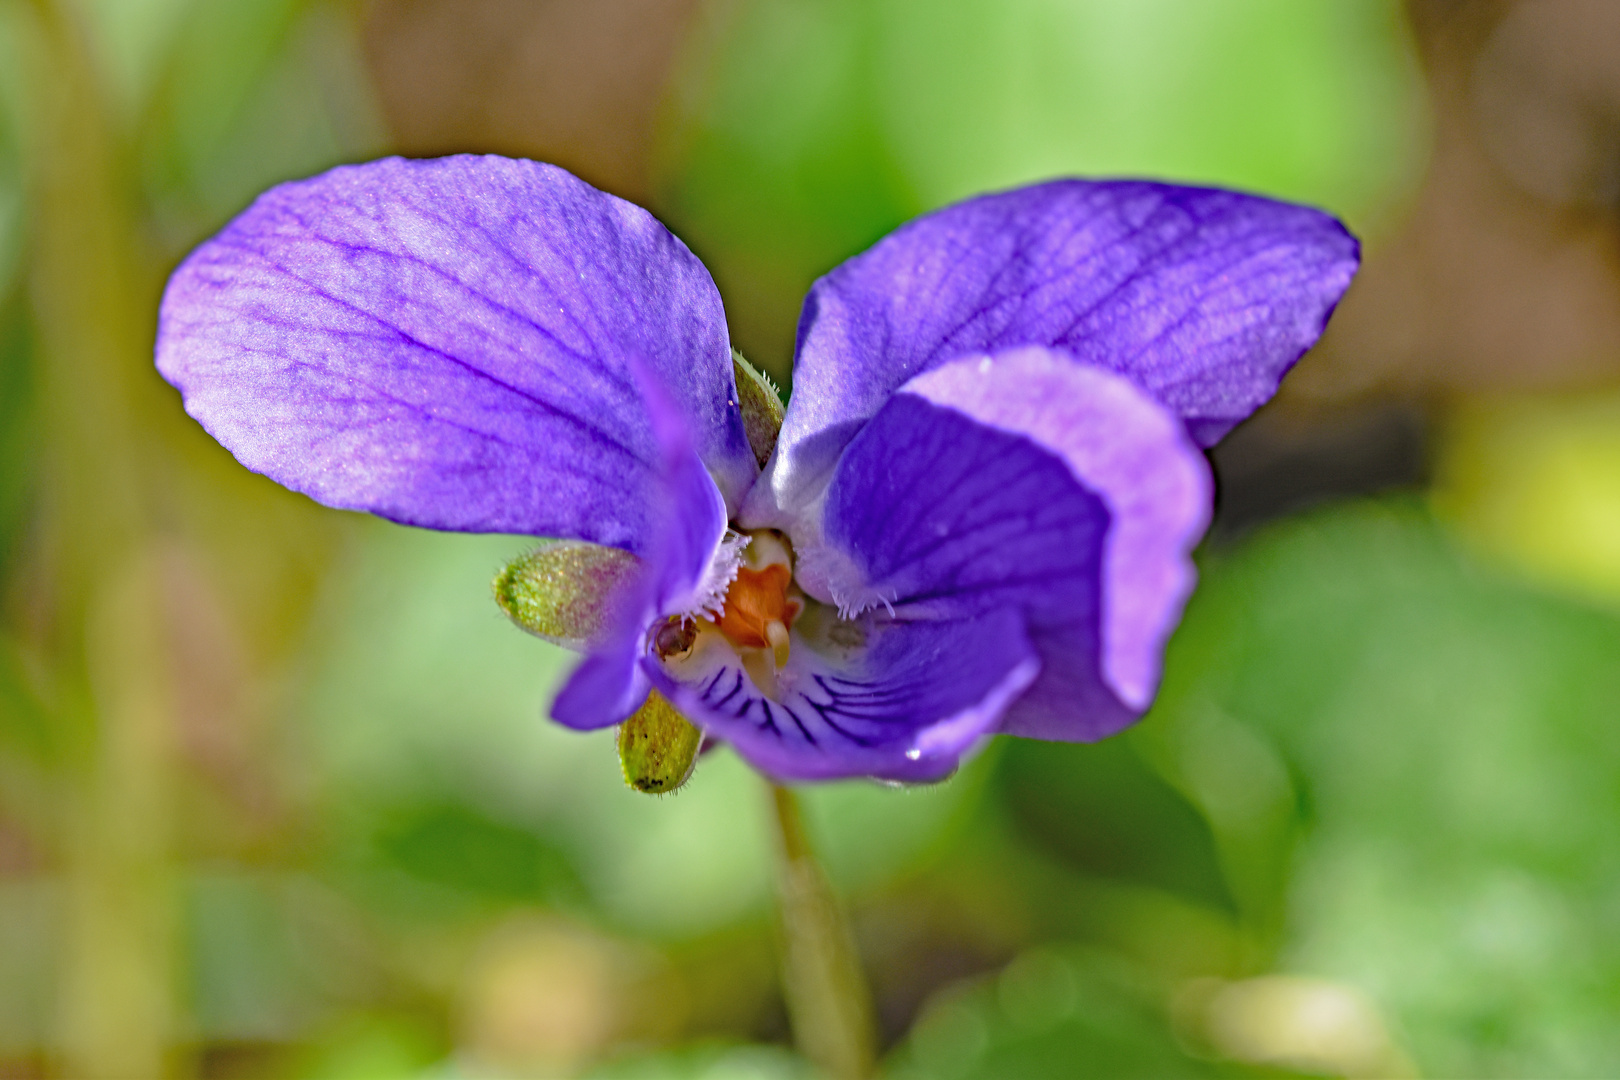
155, 155, 1356, 783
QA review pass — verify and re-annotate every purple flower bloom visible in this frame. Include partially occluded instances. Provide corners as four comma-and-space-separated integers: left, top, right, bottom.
155, 155, 1356, 783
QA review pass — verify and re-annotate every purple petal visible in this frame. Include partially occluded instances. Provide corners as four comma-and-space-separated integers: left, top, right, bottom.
816, 348, 1211, 741
551, 639, 651, 731
157, 155, 755, 552
552, 369, 729, 729
572, 373, 1046, 774
749, 179, 1354, 525
646, 607, 1039, 782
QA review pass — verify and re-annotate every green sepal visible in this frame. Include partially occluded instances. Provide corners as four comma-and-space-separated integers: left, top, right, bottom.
618, 691, 705, 794
733, 348, 785, 467
492, 540, 638, 650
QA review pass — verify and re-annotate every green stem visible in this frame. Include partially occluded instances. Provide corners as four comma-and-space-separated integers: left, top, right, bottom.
767, 783, 877, 1079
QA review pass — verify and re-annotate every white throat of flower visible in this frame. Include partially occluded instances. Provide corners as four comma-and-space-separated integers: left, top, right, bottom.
683, 529, 751, 621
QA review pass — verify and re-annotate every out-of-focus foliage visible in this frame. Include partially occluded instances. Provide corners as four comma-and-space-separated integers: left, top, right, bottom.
0, 296, 29, 582
1140, 500, 1620, 1077
299, 525, 986, 940
585, 1042, 817, 1079
0, 77, 20, 301
0, 11, 29, 568
136, 0, 386, 229
659, 0, 1423, 377
853, 499, 1620, 1079
874, 0, 1421, 220
887, 947, 1222, 1080
0, 0, 385, 1073
1435, 391, 1620, 608
4, 0, 1618, 1077
64, 0, 386, 235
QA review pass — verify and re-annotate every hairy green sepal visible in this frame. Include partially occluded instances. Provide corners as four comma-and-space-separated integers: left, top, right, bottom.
619, 691, 704, 794
492, 540, 638, 650
733, 348, 785, 467
497, 356, 773, 794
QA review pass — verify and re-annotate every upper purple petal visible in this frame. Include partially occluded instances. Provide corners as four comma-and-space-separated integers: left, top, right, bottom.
815, 348, 1211, 741
156, 155, 755, 552
748, 179, 1355, 525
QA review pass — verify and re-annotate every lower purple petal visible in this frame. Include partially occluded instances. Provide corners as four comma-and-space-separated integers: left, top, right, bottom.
648, 606, 1039, 782
552, 638, 651, 731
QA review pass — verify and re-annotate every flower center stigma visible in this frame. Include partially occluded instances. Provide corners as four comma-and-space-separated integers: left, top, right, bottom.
655, 529, 803, 695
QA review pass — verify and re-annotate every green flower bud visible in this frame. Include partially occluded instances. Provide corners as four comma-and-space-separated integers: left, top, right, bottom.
493, 540, 638, 650
733, 349, 785, 467
618, 690, 704, 794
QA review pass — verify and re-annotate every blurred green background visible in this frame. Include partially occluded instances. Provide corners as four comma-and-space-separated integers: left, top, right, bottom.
4, 0, 1620, 1076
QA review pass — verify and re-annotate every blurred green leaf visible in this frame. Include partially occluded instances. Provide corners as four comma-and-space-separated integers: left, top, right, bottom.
997, 735, 1232, 916
0, 14, 25, 499
0, 130, 19, 300
658, 0, 919, 379
185, 871, 337, 1041
0, 2, 25, 231
298, 524, 774, 938
141, 0, 384, 234
873, 0, 1423, 226
803, 749, 993, 898
143, 0, 306, 185
0, 878, 57, 1056
76, 0, 191, 120
0, 293, 34, 581
290, 1012, 444, 1080
586, 1042, 817, 1080
661, 0, 1423, 380
665, 0, 918, 255
370, 799, 585, 908
0, 634, 52, 770
1147, 500, 1620, 1076
886, 946, 1222, 1080
300, 523, 985, 939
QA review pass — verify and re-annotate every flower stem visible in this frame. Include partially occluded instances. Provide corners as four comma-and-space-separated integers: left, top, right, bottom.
766, 783, 878, 1079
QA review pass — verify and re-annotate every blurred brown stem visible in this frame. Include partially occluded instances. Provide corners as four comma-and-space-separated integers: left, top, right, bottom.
767, 783, 877, 1079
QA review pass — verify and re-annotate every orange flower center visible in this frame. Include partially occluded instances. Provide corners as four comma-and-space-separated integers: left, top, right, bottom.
652, 531, 802, 696
715, 563, 797, 655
